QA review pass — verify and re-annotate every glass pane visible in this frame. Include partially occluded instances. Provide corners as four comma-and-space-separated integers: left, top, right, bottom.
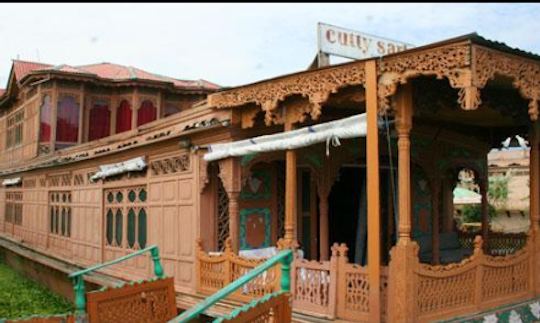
55, 208, 60, 234
128, 190, 136, 203
40, 95, 52, 143
106, 209, 113, 245
67, 208, 71, 237
127, 208, 136, 248
88, 101, 111, 141
50, 207, 54, 233
116, 100, 132, 133
55, 95, 80, 149
107, 192, 114, 203
61, 208, 66, 235
115, 209, 123, 246
116, 192, 123, 203
139, 189, 147, 202
138, 208, 147, 249
137, 100, 157, 127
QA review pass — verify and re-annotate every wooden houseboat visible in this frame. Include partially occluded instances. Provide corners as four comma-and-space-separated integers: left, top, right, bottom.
1, 33, 539, 322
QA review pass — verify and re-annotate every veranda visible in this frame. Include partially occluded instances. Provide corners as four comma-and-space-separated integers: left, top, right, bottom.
193, 34, 540, 322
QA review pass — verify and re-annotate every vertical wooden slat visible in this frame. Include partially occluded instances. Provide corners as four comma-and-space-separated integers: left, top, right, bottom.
365, 59, 381, 322
284, 122, 297, 246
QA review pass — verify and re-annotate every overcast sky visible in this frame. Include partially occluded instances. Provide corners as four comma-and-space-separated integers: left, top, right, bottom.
1, 3, 539, 88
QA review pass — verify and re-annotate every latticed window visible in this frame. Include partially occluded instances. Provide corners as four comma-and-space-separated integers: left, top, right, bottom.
49, 191, 72, 237
5, 192, 23, 225
216, 177, 229, 251
104, 186, 148, 249
6, 110, 24, 148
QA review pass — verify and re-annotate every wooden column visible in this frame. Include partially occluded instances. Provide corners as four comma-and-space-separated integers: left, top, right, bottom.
480, 176, 489, 250
218, 158, 242, 253
284, 121, 297, 247
131, 88, 138, 130
318, 187, 330, 260
530, 123, 540, 234
387, 82, 416, 323
365, 60, 381, 322
50, 80, 58, 152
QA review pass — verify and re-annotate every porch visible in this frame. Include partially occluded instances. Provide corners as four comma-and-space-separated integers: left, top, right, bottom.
194, 33, 540, 322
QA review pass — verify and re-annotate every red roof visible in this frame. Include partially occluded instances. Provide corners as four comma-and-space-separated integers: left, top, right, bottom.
33, 61, 220, 90
12, 60, 53, 81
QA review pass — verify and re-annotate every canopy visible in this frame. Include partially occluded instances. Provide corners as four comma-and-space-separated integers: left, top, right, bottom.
90, 156, 147, 182
204, 113, 367, 162
2, 177, 21, 187
453, 187, 481, 204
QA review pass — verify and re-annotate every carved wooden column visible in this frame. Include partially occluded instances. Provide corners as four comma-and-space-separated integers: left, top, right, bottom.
479, 175, 489, 251
387, 82, 417, 323
365, 60, 381, 322
218, 158, 242, 253
283, 121, 297, 248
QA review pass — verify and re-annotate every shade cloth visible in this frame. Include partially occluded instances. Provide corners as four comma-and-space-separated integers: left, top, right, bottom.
90, 156, 146, 182
2, 177, 21, 186
204, 113, 367, 162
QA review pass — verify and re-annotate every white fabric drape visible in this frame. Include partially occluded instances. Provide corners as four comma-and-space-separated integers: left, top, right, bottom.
2, 177, 21, 186
90, 156, 147, 182
204, 113, 367, 162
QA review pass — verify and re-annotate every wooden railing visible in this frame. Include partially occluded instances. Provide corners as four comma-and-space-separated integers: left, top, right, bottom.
414, 235, 534, 322
196, 241, 388, 322
457, 231, 528, 256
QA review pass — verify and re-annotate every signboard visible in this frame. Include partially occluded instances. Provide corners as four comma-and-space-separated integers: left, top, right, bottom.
318, 22, 414, 60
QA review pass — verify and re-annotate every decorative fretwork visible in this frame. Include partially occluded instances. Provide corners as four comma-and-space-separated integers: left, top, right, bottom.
473, 45, 540, 120
47, 173, 72, 187
458, 231, 527, 256
38, 143, 51, 155
49, 191, 72, 237
104, 186, 148, 249
86, 277, 177, 323
208, 62, 366, 124
23, 178, 36, 188
73, 174, 84, 186
378, 44, 471, 112
5, 191, 23, 225
217, 177, 230, 252
149, 154, 190, 176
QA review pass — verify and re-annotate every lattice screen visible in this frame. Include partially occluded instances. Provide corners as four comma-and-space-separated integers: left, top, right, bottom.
217, 176, 229, 251
49, 191, 72, 237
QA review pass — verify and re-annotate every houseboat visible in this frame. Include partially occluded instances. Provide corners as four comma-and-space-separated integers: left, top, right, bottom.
1, 32, 539, 322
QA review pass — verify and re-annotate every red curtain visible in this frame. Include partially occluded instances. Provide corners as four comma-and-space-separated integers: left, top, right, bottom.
137, 100, 157, 126
88, 103, 110, 141
56, 95, 79, 144
116, 100, 132, 133
39, 95, 52, 142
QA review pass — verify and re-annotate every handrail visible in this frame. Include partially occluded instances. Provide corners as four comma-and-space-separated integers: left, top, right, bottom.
68, 244, 164, 315
170, 249, 293, 323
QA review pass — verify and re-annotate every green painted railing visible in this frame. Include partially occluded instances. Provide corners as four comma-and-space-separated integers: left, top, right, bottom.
68, 244, 164, 315
169, 249, 293, 323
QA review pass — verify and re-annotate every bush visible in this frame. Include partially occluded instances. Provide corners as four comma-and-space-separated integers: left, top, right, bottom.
461, 204, 496, 223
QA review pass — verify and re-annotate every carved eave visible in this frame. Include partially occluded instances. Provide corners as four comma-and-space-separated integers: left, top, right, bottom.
208, 62, 366, 126
471, 45, 540, 121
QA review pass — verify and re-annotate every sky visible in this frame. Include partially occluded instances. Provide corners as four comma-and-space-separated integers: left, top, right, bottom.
0, 3, 540, 89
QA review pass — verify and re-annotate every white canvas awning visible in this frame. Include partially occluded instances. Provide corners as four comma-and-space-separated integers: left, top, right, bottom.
2, 177, 21, 187
90, 156, 147, 182
204, 113, 367, 162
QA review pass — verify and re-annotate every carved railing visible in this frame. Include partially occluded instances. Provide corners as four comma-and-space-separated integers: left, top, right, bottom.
457, 231, 528, 256
196, 239, 280, 302
213, 291, 292, 323
196, 241, 389, 322
414, 235, 534, 321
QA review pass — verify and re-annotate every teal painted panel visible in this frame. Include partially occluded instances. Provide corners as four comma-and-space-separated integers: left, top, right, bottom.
240, 169, 271, 200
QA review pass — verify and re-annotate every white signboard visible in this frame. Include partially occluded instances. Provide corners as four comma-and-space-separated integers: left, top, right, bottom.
318, 22, 414, 60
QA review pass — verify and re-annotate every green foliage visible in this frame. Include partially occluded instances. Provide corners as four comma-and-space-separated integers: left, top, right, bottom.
0, 263, 73, 319
488, 175, 509, 210
461, 204, 497, 223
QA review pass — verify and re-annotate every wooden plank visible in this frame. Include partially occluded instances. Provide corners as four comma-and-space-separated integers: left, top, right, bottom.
365, 59, 381, 322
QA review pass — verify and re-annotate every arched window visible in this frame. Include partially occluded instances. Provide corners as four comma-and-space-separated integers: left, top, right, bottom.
163, 102, 181, 117
116, 100, 132, 133
39, 95, 52, 143
88, 99, 110, 141
137, 100, 157, 126
56, 95, 80, 149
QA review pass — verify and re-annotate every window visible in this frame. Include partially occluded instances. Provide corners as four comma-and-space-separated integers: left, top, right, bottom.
104, 186, 147, 249
163, 102, 181, 117
88, 99, 111, 141
56, 95, 80, 150
116, 100, 132, 133
6, 110, 24, 148
49, 191, 71, 237
137, 100, 157, 126
39, 95, 52, 143
5, 192, 23, 225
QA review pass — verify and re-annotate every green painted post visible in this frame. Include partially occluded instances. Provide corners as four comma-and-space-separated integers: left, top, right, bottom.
279, 252, 292, 292
151, 246, 164, 278
73, 276, 86, 314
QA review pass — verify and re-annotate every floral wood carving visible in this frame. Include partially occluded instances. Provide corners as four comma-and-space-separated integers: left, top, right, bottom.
473, 45, 540, 120
378, 44, 472, 112
150, 154, 190, 176
208, 63, 366, 124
